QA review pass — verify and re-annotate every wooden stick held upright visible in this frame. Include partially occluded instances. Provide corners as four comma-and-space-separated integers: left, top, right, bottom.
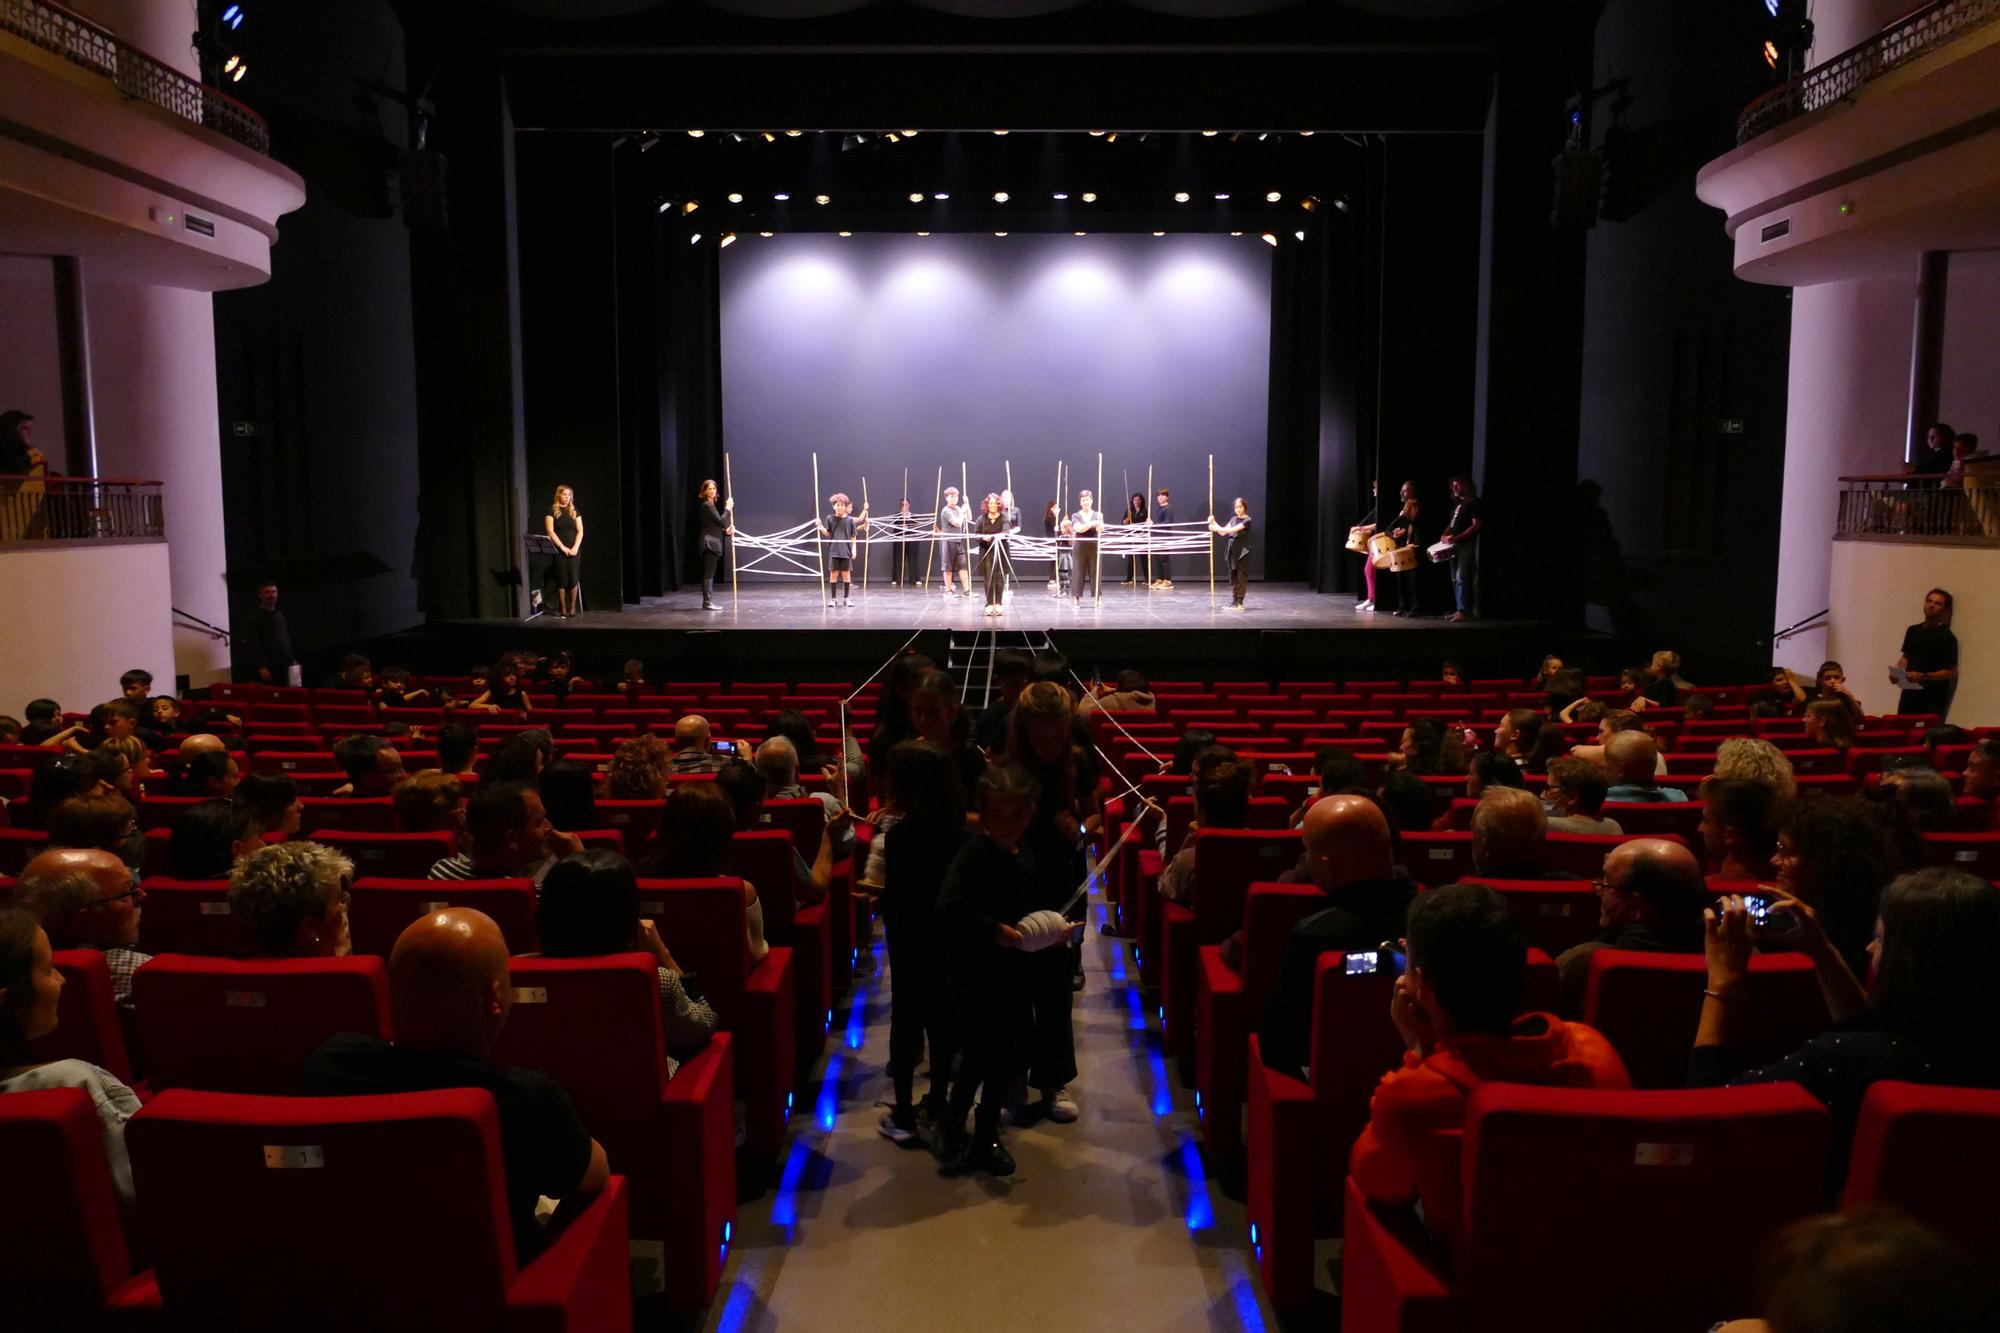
1208, 452, 1216, 605
860, 475, 870, 590
813, 451, 828, 607
1095, 450, 1104, 603
960, 460, 969, 590
1146, 462, 1154, 593
922, 464, 941, 588
725, 451, 739, 609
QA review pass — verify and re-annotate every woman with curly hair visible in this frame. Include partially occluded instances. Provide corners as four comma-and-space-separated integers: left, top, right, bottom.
1396, 718, 1468, 777
606, 735, 672, 800
1773, 796, 1893, 979
1712, 736, 1797, 801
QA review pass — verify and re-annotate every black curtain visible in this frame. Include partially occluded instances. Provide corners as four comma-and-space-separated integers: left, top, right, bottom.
655, 211, 725, 594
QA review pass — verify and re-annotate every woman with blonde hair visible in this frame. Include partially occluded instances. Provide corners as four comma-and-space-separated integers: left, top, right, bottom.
1712, 736, 1797, 801
544, 484, 583, 619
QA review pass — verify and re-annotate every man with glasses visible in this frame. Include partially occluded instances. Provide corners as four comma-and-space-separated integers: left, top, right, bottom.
1553, 838, 1709, 1017
18, 847, 152, 1008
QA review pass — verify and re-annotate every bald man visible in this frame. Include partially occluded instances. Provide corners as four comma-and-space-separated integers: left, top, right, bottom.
1601, 730, 1688, 803
1469, 788, 1565, 880
1257, 795, 1416, 1078
1553, 838, 1709, 1015
18, 847, 150, 1007
301, 909, 609, 1258
669, 714, 747, 775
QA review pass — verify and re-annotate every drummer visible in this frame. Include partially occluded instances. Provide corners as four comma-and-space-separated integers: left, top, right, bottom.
1353, 478, 1382, 613
1388, 480, 1423, 617
1439, 474, 1482, 622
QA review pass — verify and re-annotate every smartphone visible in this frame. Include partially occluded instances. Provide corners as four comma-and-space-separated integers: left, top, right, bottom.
1344, 947, 1407, 977
1740, 892, 1799, 934
711, 739, 736, 755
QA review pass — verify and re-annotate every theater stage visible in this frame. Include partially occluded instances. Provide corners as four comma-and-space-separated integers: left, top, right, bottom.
424, 582, 1589, 681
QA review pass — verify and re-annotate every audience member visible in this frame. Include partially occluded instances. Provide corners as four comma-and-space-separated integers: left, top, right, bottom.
1159, 752, 1251, 903
764, 708, 863, 794
1964, 738, 1999, 823
716, 759, 831, 906
1783, 661, 1865, 725
321, 653, 374, 692
1601, 731, 1687, 803
1463, 750, 1526, 803
1772, 796, 1894, 983
1876, 765, 1955, 834
1638, 651, 1681, 707
434, 722, 479, 780
908, 669, 989, 802
237, 771, 303, 841
330, 733, 404, 798
1894, 588, 1957, 721
172, 744, 240, 799
1543, 756, 1622, 835
865, 652, 937, 775
229, 841, 354, 957
170, 798, 257, 879
1713, 736, 1798, 801
18, 756, 109, 832
392, 770, 465, 835
47, 791, 145, 870
1349, 882, 1629, 1249
1554, 838, 1707, 1014
972, 649, 1033, 752
1691, 869, 2000, 1164
17, 848, 150, 1008
1681, 692, 1715, 721
534, 850, 718, 1071
1715, 1205, 1993, 1333
1702, 777, 1782, 882
427, 781, 579, 886
1803, 699, 1856, 754
1490, 708, 1541, 767
1078, 668, 1156, 715
482, 736, 546, 786
0, 906, 141, 1201
1258, 796, 1415, 1078
1468, 787, 1560, 879
300, 908, 610, 1258
1396, 719, 1467, 776
537, 758, 601, 834
1378, 769, 1436, 836
606, 735, 672, 799
755, 735, 856, 861
21, 697, 75, 748
670, 715, 738, 774
644, 782, 769, 962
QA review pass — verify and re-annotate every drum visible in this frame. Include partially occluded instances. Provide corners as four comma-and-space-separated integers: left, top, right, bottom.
1368, 533, 1398, 568
1388, 545, 1419, 572
1345, 525, 1372, 555
1427, 539, 1456, 564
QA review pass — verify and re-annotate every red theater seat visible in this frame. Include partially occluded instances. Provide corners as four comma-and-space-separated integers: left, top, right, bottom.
298, 797, 398, 834
136, 878, 254, 957
637, 877, 796, 1162
1582, 949, 1830, 1090
1339, 1083, 1830, 1333
1843, 1081, 2000, 1262
1543, 831, 1686, 880
316, 829, 459, 879
0, 827, 48, 874
0, 1087, 137, 1324
1193, 881, 1323, 1156
1399, 831, 1474, 888
133, 954, 392, 1094
491, 955, 737, 1309
1464, 877, 1601, 956
735, 829, 830, 1063
348, 878, 538, 958
1161, 829, 1302, 1058
30, 950, 134, 1084
1921, 831, 2000, 878
120, 1088, 633, 1332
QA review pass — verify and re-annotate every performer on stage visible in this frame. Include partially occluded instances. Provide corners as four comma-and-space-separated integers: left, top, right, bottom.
818, 491, 869, 608
1150, 487, 1174, 589
543, 484, 584, 619
1440, 473, 1483, 622
696, 478, 732, 612
892, 497, 914, 585
1070, 489, 1104, 604
1209, 497, 1254, 612
1388, 480, 1423, 618
1044, 500, 1070, 595
975, 492, 1009, 615
1353, 478, 1381, 612
937, 486, 971, 597
1120, 492, 1147, 585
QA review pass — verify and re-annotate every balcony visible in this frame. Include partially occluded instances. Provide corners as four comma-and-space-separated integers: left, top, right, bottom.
0, 0, 304, 290
1835, 467, 2000, 546
0, 473, 165, 544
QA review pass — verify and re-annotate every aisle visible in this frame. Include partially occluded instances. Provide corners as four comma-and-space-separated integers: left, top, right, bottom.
702, 900, 1277, 1332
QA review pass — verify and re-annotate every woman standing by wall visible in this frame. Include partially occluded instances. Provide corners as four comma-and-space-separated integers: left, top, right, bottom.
543, 485, 583, 619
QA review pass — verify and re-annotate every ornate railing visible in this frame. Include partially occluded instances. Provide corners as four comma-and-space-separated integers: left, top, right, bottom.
0, 474, 166, 544
0, 0, 271, 155
1737, 0, 2000, 145
1835, 471, 2000, 544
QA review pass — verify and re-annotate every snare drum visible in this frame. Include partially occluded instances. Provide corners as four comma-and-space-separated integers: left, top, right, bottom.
1427, 539, 1456, 565
1388, 545, 1419, 572
1368, 533, 1398, 567
1345, 525, 1372, 555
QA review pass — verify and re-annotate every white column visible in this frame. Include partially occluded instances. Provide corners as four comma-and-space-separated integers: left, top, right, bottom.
1806, 0, 1923, 63
65, 0, 201, 78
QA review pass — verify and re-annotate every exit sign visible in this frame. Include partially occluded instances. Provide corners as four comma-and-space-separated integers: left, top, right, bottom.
1718, 419, 1745, 434
231, 422, 261, 437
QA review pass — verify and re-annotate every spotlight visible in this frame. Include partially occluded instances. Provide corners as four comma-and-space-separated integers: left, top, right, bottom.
992, 191, 1010, 203
885, 133, 900, 143
759, 231, 772, 237
1201, 130, 1218, 137
773, 192, 790, 201
638, 134, 660, 153
1266, 191, 1282, 203
1300, 130, 1315, 136
657, 201, 672, 214
995, 230, 1008, 236
689, 233, 701, 244
900, 129, 919, 137
933, 192, 949, 200
1301, 198, 1318, 213
222, 54, 246, 81
1257, 132, 1270, 141
1089, 130, 1106, 137
730, 133, 746, 143
993, 129, 1009, 135
1052, 192, 1069, 201
1332, 196, 1350, 214
838, 230, 852, 237
1074, 230, 1087, 236
917, 231, 930, 236
1295, 229, 1306, 241
688, 130, 705, 138
1105, 132, 1118, 143
762, 132, 776, 142
1260, 232, 1278, 247
721, 233, 737, 248
814, 194, 829, 205
220, 3, 243, 28
1214, 192, 1230, 201
1152, 230, 1165, 237
1080, 191, 1098, 203
682, 200, 699, 214
785, 129, 803, 137
726, 192, 743, 204
909, 192, 925, 203
1173, 191, 1190, 203
1762, 39, 1780, 68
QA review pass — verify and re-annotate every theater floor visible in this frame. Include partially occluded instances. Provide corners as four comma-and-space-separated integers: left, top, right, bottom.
702, 894, 1284, 1332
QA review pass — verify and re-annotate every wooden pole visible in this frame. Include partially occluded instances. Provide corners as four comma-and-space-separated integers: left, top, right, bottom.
922, 464, 942, 588
724, 451, 738, 609
812, 451, 827, 607
960, 460, 969, 593
902, 465, 909, 585
1207, 452, 1216, 605
1146, 462, 1154, 593
1002, 459, 1014, 596
860, 475, 870, 590
1094, 450, 1104, 604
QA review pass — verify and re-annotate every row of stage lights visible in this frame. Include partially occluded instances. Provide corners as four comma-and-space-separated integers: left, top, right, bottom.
684, 229, 1311, 247
670, 129, 1315, 143
665, 191, 1323, 211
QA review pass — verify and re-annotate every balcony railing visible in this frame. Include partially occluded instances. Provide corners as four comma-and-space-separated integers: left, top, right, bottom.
1737, 0, 2000, 145
0, 474, 166, 544
0, 0, 271, 155
1835, 470, 2000, 544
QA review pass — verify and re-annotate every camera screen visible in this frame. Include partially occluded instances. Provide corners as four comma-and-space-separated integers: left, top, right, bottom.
1344, 951, 1378, 976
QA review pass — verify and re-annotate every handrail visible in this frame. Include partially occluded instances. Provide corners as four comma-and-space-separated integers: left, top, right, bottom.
1836, 472, 2000, 543
0, 473, 162, 485
1839, 472, 1950, 483
0, 473, 165, 543
0, 0, 272, 155
1736, 0, 2000, 145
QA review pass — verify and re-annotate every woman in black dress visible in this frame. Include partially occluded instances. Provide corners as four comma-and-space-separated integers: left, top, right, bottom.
1120, 492, 1147, 585
1387, 480, 1422, 617
543, 485, 583, 618
975, 492, 1008, 615
696, 478, 732, 612
1208, 496, 1254, 611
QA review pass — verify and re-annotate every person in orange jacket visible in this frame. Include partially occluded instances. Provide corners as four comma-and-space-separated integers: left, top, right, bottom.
1349, 882, 1631, 1249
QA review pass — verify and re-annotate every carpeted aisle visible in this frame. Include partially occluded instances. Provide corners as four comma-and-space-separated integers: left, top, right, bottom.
702, 894, 1277, 1332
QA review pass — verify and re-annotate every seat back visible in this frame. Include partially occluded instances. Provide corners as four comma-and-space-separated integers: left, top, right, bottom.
635, 878, 751, 1023
0, 1087, 132, 1319
29, 949, 132, 1083
1239, 882, 1326, 1018
348, 878, 537, 958
597, 799, 666, 861
1400, 831, 1475, 888
1466, 877, 1601, 956
1191, 829, 1304, 942
732, 831, 798, 945
134, 955, 392, 1094
315, 830, 458, 879
298, 797, 398, 835
756, 798, 826, 858
1583, 949, 1830, 1089
1844, 1080, 2000, 1261
137, 877, 256, 957
1920, 831, 2000, 878
1455, 1083, 1830, 1331
1544, 832, 1686, 880
0, 827, 49, 874
127, 1088, 520, 1328
1605, 802, 1705, 850
1304, 953, 1409, 1198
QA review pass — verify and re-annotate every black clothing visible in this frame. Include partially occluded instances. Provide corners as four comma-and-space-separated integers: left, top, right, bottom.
1070, 509, 1102, 601
301, 1032, 594, 1260
1640, 676, 1677, 708
1257, 876, 1418, 1078
883, 821, 972, 1107
976, 512, 1007, 604
973, 699, 1013, 754
698, 499, 729, 555
239, 607, 296, 680
1019, 756, 1089, 1089
1899, 622, 1959, 718
822, 513, 860, 561
1388, 503, 1423, 615
700, 551, 720, 605
1231, 563, 1248, 606
1152, 503, 1174, 581
939, 835, 1039, 1139
1554, 917, 1705, 1017
1445, 497, 1481, 539
550, 512, 580, 591
1224, 515, 1253, 568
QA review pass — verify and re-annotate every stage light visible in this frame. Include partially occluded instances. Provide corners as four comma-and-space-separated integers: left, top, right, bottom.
759, 231, 772, 237
786, 129, 803, 137
682, 200, 699, 214
1301, 198, 1318, 212
838, 230, 852, 237
993, 129, 1009, 135
1332, 197, 1350, 213
1258, 132, 1270, 141
687, 129, 705, 137
1080, 191, 1098, 203
731, 133, 746, 143
1105, 132, 1118, 143
909, 192, 925, 203
1762, 39, 1780, 67
1152, 230, 1165, 236
1075, 231, 1087, 236
1201, 130, 1218, 137
1300, 130, 1315, 136
657, 201, 671, 214
762, 132, 776, 142
1052, 192, 1069, 200
900, 129, 919, 137
1214, 192, 1230, 201
689, 233, 701, 244
1089, 129, 1106, 137
727, 192, 743, 204
223, 54, 246, 81
814, 194, 829, 205
773, 192, 791, 201
1260, 232, 1278, 246
1266, 191, 1282, 203
933, 191, 949, 200
1230, 231, 1243, 236
992, 191, 1009, 203
1295, 229, 1306, 241
637, 134, 660, 152
917, 231, 930, 236
885, 133, 900, 143
720, 233, 737, 248
1173, 191, 1190, 203
995, 230, 1008, 236
221, 3, 243, 29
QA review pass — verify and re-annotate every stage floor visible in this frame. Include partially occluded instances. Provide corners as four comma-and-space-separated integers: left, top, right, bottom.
543, 580, 1510, 633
